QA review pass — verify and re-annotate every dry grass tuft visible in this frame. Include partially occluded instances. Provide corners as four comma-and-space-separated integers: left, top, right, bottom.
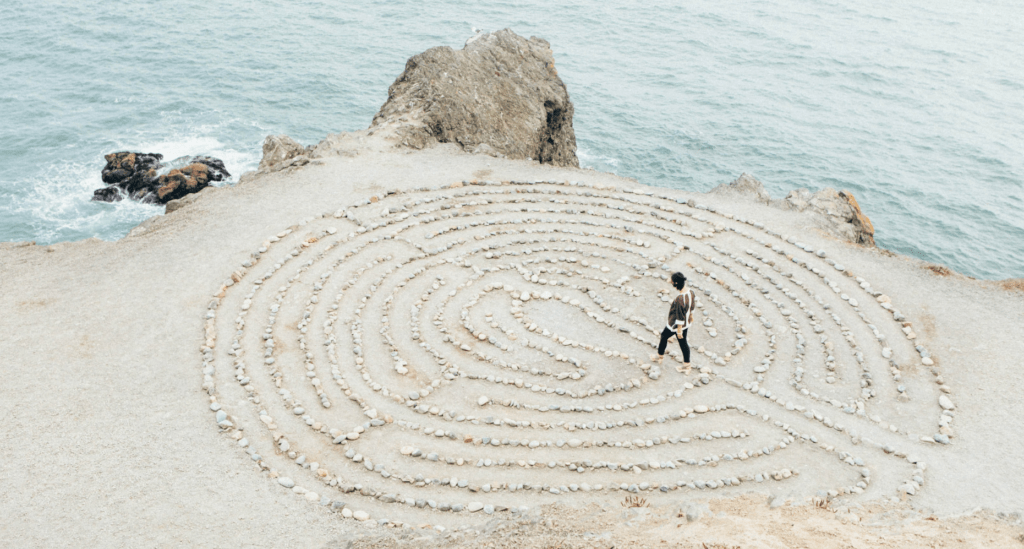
621, 495, 649, 508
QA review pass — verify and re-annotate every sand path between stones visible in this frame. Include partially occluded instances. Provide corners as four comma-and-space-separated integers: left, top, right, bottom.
2, 135, 1022, 547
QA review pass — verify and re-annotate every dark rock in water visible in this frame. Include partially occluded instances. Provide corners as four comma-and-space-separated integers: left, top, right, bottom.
189, 155, 229, 176
94, 152, 163, 202
91, 186, 124, 202
154, 159, 229, 202
371, 28, 578, 167
92, 152, 229, 204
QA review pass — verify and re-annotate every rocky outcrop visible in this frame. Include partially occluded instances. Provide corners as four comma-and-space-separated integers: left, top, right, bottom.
836, 190, 875, 246
370, 29, 578, 167
93, 152, 229, 204
710, 173, 773, 204
779, 187, 876, 246
259, 135, 308, 171
712, 173, 876, 246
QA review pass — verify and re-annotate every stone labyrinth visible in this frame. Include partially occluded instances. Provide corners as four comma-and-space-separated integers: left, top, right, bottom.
200, 180, 955, 528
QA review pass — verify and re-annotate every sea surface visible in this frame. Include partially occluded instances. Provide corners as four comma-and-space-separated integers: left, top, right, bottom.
1, 0, 1021, 279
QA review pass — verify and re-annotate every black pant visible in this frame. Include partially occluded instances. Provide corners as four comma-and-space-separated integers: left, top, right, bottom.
658, 327, 690, 363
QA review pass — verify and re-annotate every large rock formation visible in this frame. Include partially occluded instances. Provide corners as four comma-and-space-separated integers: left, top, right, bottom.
370, 29, 578, 167
712, 173, 876, 246
93, 152, 230, 204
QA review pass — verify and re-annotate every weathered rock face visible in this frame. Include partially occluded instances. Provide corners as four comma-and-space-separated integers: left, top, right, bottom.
93, 153, 229, 204
836, 190, 875, 246
780, 187, 876, 246
154, 157, 230, 203
711, 173, 876, 246
370, 29, 578, 167
259, 135, 308, 171
710, 172, 773, 204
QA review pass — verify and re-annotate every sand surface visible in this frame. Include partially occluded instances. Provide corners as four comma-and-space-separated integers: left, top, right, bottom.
2, 133, 1023, 547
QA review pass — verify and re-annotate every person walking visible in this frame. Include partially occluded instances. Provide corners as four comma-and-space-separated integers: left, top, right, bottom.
652, 272, 695, 374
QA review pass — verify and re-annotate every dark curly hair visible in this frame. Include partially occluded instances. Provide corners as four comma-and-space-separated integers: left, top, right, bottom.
671, 272, 687, 290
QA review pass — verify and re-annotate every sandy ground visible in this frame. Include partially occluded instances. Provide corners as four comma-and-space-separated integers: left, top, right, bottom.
2, 133, 1023, 548
345, 496, 1024, 549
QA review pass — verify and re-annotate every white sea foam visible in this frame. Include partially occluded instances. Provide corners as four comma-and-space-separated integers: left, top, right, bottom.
124, 134, 261, 183
6, 161, 163, 244
577, 147, 620, 169
5, 132, 261, 244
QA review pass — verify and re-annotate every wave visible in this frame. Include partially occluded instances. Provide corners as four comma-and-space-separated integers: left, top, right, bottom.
123, 134, 262, 182
577, 146, 621, 169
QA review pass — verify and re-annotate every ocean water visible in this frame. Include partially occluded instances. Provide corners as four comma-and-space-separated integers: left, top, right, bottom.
1, 0, 1021, 279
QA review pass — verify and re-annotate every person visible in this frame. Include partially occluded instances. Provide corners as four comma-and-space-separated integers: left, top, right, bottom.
652, 272, 694, 373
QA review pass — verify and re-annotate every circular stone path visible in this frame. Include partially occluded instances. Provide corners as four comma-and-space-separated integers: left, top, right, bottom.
199, 180, 953, 528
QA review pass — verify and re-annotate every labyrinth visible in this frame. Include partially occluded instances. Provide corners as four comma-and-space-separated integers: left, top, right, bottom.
200, 180, 954, 528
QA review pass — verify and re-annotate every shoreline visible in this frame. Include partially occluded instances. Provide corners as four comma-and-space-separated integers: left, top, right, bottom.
3, 139, 1017, 287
